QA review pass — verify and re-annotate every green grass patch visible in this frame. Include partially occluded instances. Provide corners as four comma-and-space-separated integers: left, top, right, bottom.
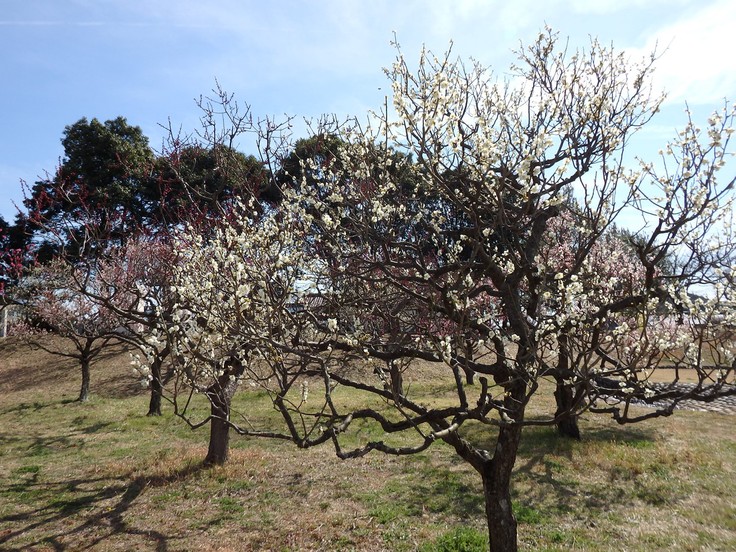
218, 496, 245, 514
420, 526, 488, 552
514, 503, 545, 524
370, 503, 412, 524
12, 464, 41, 475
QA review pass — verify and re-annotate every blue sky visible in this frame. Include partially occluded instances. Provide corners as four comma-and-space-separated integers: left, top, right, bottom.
1, 0, 734, 222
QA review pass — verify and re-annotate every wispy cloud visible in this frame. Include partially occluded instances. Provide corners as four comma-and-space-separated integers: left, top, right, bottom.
628, 0, 736, 105
0, 20, 106, 26
566, 0, 692, 15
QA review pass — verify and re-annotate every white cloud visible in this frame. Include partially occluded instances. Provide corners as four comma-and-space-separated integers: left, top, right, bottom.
632, 0, 736, 105
567, 0, 691, 15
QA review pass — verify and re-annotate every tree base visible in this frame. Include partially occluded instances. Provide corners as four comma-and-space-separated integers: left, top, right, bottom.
556, 418, 581, 440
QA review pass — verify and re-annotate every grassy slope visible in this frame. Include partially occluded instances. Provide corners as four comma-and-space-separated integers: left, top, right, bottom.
0, 336, 734, 551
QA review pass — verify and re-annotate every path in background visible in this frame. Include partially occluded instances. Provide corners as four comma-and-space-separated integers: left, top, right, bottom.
629, 383, 736, 414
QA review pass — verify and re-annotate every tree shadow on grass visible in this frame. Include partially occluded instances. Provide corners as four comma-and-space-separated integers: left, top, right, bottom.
358, 421, 656, 529
512, 422, 659, 517
0, 461, 208, 551
0, 418, 116, 462
0, 398, 78, 417
91, 371, 146, 400
436, 419, 659, 523
359, 453, 485, 524
516, 420, 657, 471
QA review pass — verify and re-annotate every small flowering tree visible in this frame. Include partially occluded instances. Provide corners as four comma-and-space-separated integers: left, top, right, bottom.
537, 209, 650, 437
18, 171, 178, 410
146, 30, 736, 552
83, 235, 178, 415
136, 196, 319, 465
13, 259, 123, 401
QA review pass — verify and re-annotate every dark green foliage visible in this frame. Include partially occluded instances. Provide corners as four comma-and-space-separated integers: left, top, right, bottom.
0, 213, 33, 293
24, 117, 155, 257
153, 145, 269, 220
275, 133, 346, 202
612, 225, 677, 277
58, 116, 154, 212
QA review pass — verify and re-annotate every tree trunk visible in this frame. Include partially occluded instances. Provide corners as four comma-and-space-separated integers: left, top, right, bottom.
445, 379, 525, 552
205, 405, 231, 465
78, 356, 91, 402
147, 346, 170, 416
203, 357, 245, 466
463, 337, 475, 385
147, 370, 163, 416
553, 335, 580, 439
389, 361, 404, 398
554, 379, 580, 439
463, 367, 475, 386
76, 338, 95, 403
481, 422, 523, 552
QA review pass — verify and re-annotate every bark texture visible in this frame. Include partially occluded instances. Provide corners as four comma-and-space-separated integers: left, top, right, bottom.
554, 380, 581, 439
203, 357, 245, 465
482, 422, 523, 552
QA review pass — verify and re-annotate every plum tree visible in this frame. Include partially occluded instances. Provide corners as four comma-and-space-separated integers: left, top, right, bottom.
139, 30, 736, 552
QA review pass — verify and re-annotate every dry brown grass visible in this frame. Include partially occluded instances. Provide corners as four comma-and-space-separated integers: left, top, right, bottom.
1, 336, 734, 551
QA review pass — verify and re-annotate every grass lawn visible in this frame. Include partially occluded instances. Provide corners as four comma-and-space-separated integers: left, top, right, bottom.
1, 336, 734, 551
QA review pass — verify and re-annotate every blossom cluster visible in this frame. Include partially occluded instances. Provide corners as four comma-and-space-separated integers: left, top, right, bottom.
132, 30, 736, 434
